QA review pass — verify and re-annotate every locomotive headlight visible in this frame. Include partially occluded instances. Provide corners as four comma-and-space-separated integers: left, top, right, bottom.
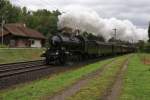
65, 51, 69, 54
55, 51, 59, 55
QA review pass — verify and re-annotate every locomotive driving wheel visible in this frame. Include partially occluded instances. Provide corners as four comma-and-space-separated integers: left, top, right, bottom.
45, 56, 51, 64
57, 50, 66, 64
59, 55, 66, 64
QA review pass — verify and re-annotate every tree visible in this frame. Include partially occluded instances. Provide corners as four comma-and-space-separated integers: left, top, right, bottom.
0, 0, 10, 14
26, 9, 61, 36
137, 40, 145, 51
83, 32, 105, 42
0, 0, 23, 23
0, 0, 11, 21
0, 0, 61, 36
148, 22, 150, 42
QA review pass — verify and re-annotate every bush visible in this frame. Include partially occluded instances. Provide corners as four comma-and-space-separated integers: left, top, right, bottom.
0, 44, 8, 48
143, 43, 150, 53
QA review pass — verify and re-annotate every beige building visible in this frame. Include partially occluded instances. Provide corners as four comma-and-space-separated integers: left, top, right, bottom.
0, 23, 45, 48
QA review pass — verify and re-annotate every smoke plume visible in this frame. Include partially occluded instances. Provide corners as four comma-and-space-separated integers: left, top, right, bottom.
58, 6, 148, 42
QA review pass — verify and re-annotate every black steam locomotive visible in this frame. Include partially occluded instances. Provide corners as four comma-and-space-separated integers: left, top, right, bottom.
42, 33, 136, 64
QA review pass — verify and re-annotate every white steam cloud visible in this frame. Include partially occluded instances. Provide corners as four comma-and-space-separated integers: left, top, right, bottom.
58, 5, 148, 42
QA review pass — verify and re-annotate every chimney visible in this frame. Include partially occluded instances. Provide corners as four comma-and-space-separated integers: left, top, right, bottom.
23, 23, 26, 27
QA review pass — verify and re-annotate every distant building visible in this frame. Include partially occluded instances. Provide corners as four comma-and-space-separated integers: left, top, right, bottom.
0, 23, 45, 48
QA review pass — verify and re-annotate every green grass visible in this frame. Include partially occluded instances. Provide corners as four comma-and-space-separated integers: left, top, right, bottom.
0, 57, 114, 100
67, 55, 129, 100
138, 53, 150, 60
120, 54, 150, 100
0, 48, 44, 64
0, 44, 8, 48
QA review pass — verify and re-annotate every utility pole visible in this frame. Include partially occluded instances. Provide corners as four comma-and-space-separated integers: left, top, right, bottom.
113, 28, 117, 41
1, 16, 4, 46
148, 21, 150, 42
131, 38, 134, 44
1, 16, 5, 46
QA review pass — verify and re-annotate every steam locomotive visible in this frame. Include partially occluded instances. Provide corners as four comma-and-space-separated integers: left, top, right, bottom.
42, 33, 136, 64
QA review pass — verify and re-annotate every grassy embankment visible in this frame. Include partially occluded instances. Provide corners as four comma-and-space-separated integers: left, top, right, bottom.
0, 56, 117, 100
0, 48, 44, 64
68, 54, 129, 100
1, 53, 148, 100
120, 53, 150, 100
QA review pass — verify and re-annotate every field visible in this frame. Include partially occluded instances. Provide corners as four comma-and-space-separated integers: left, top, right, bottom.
120, 54, 150, 100
0, 53, 149, 100
0, 48, 44, 64
67, 54, 128, 100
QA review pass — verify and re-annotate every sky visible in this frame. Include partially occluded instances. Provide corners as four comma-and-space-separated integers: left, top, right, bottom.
10, 0, 150, 29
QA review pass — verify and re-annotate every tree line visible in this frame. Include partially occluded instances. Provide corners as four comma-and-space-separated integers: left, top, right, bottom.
1, 0, 150, 47
0, 0, 61, 36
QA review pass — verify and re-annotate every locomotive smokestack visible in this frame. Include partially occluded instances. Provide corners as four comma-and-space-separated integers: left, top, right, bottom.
74, 29, 80, 36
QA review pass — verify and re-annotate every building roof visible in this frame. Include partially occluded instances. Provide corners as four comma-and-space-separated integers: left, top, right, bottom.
0, 23, 45, 39
0, 28, 9, 36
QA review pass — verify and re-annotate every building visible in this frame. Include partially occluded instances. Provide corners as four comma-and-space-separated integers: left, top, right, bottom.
0, 23, 45, 48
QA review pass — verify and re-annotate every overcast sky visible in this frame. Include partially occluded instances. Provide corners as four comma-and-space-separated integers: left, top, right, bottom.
10, 0, 150, 29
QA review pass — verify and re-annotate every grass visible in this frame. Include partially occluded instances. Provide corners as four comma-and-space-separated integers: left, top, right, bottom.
120, 53, 150, 100
0, 48, 44, 64
67, 55, 129, 100
0, 44, 8, 48
138, 53, 150, 61
0, 56, 114, 100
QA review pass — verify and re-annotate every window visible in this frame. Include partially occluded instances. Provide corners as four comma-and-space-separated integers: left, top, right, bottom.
31, 40, 35, 45
10, 40, 16, 47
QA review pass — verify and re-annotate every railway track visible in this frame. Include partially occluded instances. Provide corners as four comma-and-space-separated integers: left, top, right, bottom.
0, 60, 46, 78
0, 56, 116, 89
